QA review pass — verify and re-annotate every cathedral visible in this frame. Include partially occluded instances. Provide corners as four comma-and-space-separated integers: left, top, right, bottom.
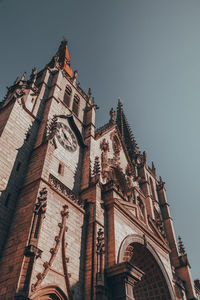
0, 40, 197, 299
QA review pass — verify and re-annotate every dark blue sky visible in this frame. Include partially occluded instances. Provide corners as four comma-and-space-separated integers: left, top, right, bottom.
0, 0, 199, 279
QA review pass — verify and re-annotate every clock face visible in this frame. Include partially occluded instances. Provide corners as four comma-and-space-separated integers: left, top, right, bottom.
56, 122, 77, 152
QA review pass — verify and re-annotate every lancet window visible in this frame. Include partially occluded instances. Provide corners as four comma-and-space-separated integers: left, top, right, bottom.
63, 85, 72, 107
72, 94, 80, 116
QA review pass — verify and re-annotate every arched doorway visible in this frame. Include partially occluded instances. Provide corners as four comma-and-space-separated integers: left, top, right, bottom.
117, 234, 175, 300
31, 285, 68, 300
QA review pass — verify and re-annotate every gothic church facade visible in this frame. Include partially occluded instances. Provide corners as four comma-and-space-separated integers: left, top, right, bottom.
0, 40, 197, 299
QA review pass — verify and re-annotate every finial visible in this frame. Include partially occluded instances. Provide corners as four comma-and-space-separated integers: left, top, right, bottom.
62, 36, 68, 44
13, 77, 19, 85
151, 161, 156, 174
118, 96, 122, 106
30, 67, 37, 84
143, 151, 147, 163
88, 88, 92, 98
31, 67, 37, 76
21, 72, 26, 81
178, 236, 186, 255
91, 97, 95, 105
109, 107, 116, 123
73, 70, 78, 82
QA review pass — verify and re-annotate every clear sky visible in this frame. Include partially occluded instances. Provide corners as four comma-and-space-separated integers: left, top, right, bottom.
0, 0, 199, 279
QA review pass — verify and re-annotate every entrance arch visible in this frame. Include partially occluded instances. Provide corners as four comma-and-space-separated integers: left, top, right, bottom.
31, 285, 68, 300
118, 234, 175, 300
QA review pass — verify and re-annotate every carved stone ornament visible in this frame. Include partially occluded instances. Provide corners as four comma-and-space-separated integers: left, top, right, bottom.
91, 156, 101, 183
137, 196, 145, 220
100, 138, 109, 152
31, 205, 72, 298
110, 131, 121, 155
24, 244, 42, 259
126, 164, 135, 187
96, 228, 105, 282
100, 139, 110, 182
97, 228, 105, 255
49, 174, 83, 207
47, 115, 58, 139
157, 176, 165, 191
29, 187, 48, 247
152, 202, 166, 238
34, 187, 47, 215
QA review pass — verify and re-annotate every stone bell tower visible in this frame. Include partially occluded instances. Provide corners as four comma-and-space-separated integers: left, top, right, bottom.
0, 40, 197, 300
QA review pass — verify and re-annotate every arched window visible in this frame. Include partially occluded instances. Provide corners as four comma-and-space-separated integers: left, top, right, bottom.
72, 94, 80, 116
63, 85, 72, 107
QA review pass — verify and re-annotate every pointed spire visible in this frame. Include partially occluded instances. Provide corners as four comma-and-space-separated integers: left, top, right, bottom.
116, 97, 140, 161
56, 39, 73, 77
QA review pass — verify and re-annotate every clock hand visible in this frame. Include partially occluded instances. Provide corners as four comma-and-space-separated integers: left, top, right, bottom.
62, 129, 72, 145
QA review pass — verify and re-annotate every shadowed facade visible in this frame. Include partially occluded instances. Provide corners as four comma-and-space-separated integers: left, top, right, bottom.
0, 40, 197, 299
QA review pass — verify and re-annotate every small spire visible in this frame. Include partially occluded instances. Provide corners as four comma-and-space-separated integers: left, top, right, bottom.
30, 67, 37, 84
13, 77, 19, 85
151, 161, 156, 174
73, 70, 78, 82
178, 236, 186, 255
88, 88, 92, 98
143, 151, 147, 163
109, 107, 116, 123
21, 72, 26, 81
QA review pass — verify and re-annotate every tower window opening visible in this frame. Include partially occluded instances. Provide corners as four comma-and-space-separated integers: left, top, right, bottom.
64, 85, 72, 107
5, 193, 11, 207
16, 162, 21, 172
72, 94, 80, 116
58, 162, 64, 175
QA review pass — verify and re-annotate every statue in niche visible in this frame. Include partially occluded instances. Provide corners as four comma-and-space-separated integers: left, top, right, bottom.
112, 135, 121, 167
153, 200, 166, 238
125, 164, 137, 202
96, 228, 105, 282
137, 196, 145, 220
100, 138, 110, 182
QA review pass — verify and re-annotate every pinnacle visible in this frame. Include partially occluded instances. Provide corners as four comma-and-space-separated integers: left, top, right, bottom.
178, 236, 186, 255
116, 97, 140, 161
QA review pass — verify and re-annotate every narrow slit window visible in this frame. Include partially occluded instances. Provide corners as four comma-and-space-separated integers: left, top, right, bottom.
58, 162, 64, 175
72, 94, 80, 116
64, 85, 72, 107
16, 162, 21, 171
5, 193, 11, 207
